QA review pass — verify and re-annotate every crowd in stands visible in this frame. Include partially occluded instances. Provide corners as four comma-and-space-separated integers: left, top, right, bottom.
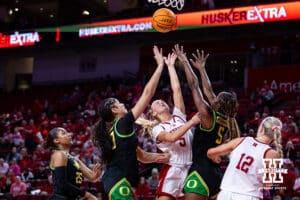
0, 75, 299, 200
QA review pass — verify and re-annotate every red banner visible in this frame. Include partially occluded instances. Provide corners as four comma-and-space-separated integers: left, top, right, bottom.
247, 65, 300, 94
0, 32, 40, 48
177, 1, 299, 27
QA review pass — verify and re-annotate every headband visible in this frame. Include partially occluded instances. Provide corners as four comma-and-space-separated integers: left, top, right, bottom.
271, 125, 281, 131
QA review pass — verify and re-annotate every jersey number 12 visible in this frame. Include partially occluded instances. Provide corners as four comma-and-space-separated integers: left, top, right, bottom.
236, 153, 254, 173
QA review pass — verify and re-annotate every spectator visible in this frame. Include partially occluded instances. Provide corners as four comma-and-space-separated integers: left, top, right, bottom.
21, 168, 34, 182
1, 126, 13, 145
135, 176, 150, 200
147, 168, 159, 191
10, 175, 27, 197
293, 170, 300, 197
34, 163, 48, 180
278, 110, 289, 125
284, 140, 297, 162
0, 158, 9, 175
259, 87, 275, 110
5, 147, 20, 164
4, 169, 16, 193
49, 113, 61, 129
247, 111, 262, 130
280, 159, 296, 200
143, 138, 157, 153
0, 172, 6, 193
9, 158, 21, 176
11, 127, 24, 147
33, 144, 48, 161
247, 128, 256, 137
287, 116, 300, 143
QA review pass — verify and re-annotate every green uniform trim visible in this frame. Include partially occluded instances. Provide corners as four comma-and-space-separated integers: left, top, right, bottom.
198, 110, 217, 132
183, 171, 210, 197
113, 119, 135, 138
108, 178, 133, 200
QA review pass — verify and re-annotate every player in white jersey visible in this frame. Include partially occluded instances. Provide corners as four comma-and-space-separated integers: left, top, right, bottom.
207, 116, 283, 200
143, 52, 199, 200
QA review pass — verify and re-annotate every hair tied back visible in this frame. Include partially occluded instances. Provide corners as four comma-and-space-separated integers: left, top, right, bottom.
271, 125, 281, 131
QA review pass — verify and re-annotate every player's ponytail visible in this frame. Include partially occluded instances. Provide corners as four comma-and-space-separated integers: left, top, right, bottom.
260, 116, 283, 158
214, 92, 240, 141
273, 128, 283, 158
227, 117, 241, 141
92, 98, 117, 164
44, 127, 59, 150
135, 117, 159, 138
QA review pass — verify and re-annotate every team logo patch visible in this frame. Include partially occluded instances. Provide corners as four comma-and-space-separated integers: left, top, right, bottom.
258, 158, 288, 190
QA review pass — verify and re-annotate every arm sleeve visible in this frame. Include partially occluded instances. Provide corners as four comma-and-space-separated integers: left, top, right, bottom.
116, 111, 135, 134
52, 166, 85, 197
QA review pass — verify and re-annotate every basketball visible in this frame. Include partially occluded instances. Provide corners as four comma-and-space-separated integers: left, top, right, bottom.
152, 8, 177, 33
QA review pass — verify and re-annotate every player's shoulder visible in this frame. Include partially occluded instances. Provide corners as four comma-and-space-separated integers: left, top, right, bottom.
51, 150, 68, 167
265, 149, 281, 159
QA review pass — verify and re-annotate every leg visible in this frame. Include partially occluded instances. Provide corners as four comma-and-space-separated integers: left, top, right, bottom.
157, 195, 175, 200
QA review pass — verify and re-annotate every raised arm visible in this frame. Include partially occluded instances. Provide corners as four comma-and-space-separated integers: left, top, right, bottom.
190, 49, 216, 105
164, 52, 185, 113
173, 44, 212, 127
131, 46, 164, 119
156, 112, 200, 143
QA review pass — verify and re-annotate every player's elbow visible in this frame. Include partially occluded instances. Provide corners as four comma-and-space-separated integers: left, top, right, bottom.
143, 86, 155, 97
188, 80, 199, 89
207, 149, 214, 159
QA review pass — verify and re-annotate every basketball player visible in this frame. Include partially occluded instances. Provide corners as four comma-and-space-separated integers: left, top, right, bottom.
148, 52, 200, 200
45, 127, 100, 200
207, 116, 283, 200
173, 44, 240, 200
92, 46, 170, 200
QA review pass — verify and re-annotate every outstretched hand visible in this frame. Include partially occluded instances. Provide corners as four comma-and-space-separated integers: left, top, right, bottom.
172, 44, 188, 63
164, 53, 177, 67
153, 45, 164, 67
190, 49, 209, 71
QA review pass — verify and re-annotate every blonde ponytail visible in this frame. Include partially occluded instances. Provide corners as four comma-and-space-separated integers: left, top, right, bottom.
273, 128, 283, 158
260, 116, 283, 158
135, 117, 159, 138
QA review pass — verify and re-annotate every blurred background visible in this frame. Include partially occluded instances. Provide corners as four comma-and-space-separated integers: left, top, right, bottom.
0, 0, 299, 199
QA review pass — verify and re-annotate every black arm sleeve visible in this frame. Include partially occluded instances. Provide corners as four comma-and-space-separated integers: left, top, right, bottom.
52, 166, 85, 197
116, 111, 135, 134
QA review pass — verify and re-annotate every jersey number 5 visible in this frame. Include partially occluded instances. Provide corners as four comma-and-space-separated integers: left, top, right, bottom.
179, 138, 186, 147
236, 153, 254, 173
215, 127, 225, 145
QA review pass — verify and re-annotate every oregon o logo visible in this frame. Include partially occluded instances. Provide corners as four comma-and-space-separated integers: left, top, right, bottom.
186, 180, 198, 188
119, 186, 130, 196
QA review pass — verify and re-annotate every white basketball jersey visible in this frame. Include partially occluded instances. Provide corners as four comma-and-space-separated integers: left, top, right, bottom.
220, 137, 271, 198
152, 107, 193, 166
